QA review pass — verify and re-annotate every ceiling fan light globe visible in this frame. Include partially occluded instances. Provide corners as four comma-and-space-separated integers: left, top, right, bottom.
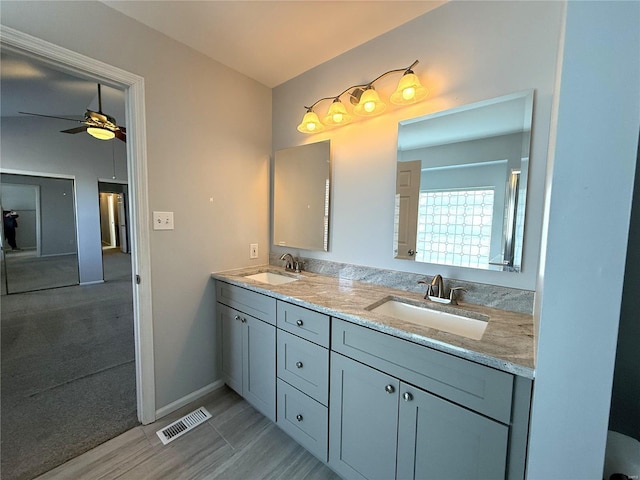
87, 127, 115, 140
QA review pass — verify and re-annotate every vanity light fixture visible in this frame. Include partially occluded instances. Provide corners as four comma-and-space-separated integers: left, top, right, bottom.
297, 60, 427, 134
87, 126, 116, 140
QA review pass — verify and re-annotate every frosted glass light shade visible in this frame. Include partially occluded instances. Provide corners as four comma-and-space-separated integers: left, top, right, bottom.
297, 110, 325, 134
87, 127, 115, 140
390, 72, 428, 105
324, 100, 352, 126
353, 88, 386, 116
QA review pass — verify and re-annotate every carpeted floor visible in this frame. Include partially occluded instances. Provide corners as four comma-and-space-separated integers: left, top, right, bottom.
1, 249, 139, 480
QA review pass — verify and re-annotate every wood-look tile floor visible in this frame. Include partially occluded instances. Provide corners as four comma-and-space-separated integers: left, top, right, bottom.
35, 386, 341, 480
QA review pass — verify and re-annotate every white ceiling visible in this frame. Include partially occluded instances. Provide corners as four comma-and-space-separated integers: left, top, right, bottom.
101, 0, 445, 88
1, 1, 444, 121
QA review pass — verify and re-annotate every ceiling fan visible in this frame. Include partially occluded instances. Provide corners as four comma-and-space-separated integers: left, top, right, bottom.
19, 84, 126, 142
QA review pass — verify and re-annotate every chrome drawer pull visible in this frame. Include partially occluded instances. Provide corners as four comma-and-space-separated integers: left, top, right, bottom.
296, 319, 304, 327
296, 414, 303, 422
403, 392, 413, 402
234, 315, 241, 321
296, 361, 303, 369
385, 384, 395, 394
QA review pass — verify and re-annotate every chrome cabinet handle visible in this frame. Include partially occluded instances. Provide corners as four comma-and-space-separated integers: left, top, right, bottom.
234, 315, 241, 321
296, 361, 303, 369
408, 249, 415, 256
385, 384, 395, 394
296, 414, 303, 422
240, 317, 246, 323
403, 392, 413, 402
296, 319, 304, 326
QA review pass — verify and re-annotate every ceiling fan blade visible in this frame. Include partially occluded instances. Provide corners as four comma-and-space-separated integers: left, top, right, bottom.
114, 129, 127, 142
61, 126, 89, 134
19, 111, 83, 123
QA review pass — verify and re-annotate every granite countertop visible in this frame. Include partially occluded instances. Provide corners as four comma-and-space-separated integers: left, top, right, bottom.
211, 266, 535, 379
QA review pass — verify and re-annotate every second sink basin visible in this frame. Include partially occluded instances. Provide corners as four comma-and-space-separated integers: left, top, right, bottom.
243, 271, 299, 285
368, 298, 488, 340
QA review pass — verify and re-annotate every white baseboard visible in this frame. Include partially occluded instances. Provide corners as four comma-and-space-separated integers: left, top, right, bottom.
155, 379, 225, 420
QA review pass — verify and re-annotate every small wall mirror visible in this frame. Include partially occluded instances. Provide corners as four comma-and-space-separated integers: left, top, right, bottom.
395, 90, 534, 272
273, 140, 331, 251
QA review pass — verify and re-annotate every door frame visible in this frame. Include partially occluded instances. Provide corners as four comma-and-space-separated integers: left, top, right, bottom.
1, 26, 156, 424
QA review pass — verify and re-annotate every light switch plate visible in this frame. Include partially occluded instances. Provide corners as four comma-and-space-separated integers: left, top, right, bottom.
153, 211, 174, 230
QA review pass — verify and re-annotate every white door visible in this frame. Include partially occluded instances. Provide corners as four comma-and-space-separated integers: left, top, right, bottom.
395, 160, 421, 260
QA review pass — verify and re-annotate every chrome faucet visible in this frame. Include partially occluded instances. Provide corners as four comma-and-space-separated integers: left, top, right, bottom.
418, 274, 467, 304
279, 253, 298, 272
418, 274, 445, 300
430, 274, 445, 299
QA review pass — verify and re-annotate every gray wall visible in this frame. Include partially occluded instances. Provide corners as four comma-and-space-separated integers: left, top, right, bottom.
528, 1, 640, 476
1, 0, 271, 411
272, 1, 563, 291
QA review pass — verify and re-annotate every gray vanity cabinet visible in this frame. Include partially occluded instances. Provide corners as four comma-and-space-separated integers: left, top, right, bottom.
329, 352, 400, 480
396, 383, 508, 480
217, 282, 276, 422
329, 318, 523, 480
329, 352, 508, 480
276, 301, 331, 461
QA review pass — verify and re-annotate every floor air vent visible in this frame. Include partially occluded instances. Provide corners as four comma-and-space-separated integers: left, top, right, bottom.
156, 406, 211, 445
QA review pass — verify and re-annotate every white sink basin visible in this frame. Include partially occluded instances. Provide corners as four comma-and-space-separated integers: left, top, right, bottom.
243, 271, 299, 285
369, 299, 488, 340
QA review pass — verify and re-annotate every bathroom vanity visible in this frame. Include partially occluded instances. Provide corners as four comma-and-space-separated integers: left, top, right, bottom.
212, 267, 534, 480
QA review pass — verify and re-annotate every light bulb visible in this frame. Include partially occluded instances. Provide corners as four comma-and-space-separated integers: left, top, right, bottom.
390, 71, 428, 105
353, 87, 386, 116
402, 87, 416, 100
324, 100, 352, 126
297, 110, 325, 133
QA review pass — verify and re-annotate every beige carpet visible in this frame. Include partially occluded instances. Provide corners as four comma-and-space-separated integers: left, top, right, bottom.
1, 249, 139, 480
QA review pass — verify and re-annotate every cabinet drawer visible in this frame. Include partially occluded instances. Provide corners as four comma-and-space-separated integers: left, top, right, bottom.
332, 318, 514, 423
216, 281, 276, 325
277, 301, 330, 347
277, 379, 328, 462
277, 330, 329, 405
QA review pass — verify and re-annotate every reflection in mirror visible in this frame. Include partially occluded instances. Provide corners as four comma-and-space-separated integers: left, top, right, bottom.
1, 173, 79, 294
395, 90, 534, 272
273, 140, 331, 251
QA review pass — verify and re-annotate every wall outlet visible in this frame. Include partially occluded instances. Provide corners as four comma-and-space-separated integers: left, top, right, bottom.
250, 243, 258, 259
153, 211, 174, 230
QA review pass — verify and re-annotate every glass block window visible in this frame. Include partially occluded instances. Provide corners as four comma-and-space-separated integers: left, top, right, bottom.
416, 189, 494, 268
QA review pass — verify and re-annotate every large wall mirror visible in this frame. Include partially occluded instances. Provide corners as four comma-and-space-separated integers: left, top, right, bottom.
395, 90, 534, 272
273, 140, 331, 251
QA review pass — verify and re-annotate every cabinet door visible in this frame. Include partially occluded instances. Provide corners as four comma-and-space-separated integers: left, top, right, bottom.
219, 303, 243, 395
329, 353, 399, 480
397, 383, 508, 480
243, 315, 276, 422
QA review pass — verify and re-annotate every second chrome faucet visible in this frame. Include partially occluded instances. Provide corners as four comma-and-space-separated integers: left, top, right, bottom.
279, 252, 302, 273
